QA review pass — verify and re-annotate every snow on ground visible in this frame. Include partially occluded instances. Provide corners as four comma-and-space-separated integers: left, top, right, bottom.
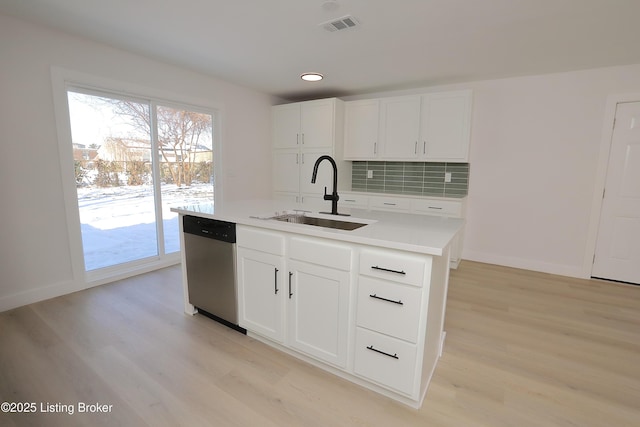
78, 183, 212, 270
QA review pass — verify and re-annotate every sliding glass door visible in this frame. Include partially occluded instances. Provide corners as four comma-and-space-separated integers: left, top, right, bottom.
66, 89, 214, 275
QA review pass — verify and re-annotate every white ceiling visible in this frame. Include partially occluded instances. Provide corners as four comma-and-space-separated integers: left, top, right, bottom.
3, 0, 640, 101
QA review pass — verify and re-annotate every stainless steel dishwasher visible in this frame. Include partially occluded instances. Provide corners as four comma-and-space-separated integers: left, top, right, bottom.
183, 215, 246, 334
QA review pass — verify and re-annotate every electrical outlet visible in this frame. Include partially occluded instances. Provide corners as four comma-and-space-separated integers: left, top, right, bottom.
444, 172, 452, 183
367, 170, 374, 179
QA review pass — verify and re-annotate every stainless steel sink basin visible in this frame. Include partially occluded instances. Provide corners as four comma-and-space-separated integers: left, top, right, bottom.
270, 213, 367, 231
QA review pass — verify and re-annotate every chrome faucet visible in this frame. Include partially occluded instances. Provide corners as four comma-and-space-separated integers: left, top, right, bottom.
311, 155, 346, 216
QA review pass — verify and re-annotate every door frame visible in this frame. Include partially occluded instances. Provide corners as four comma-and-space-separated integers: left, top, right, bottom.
584, 92, 640, 278
51, 66, 223, 289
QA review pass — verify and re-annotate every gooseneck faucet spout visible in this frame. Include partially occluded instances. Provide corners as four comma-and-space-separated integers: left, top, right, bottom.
311, 155, 342, 215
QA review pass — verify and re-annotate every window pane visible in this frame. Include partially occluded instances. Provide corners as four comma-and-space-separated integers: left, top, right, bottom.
68, 91, 158, 270
156, 105, 214, 254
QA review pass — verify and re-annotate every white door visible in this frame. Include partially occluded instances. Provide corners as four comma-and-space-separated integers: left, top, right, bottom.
592, 101, 640, 284
272, 150, 300, 194
421, 90, 472, 161
379, 96, 421, 159
272, 103, 300, 149
300, 99, 335, 148
237, 248, 285, 342
344, 99, 379, 159
287, 260, 350, 368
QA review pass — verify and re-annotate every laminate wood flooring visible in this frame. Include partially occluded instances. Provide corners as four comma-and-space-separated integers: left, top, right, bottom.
1, 261, 639, 426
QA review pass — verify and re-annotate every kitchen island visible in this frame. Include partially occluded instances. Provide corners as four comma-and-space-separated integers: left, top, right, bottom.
172, 199, 463, 408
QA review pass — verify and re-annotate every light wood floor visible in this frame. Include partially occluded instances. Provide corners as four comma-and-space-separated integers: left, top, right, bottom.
1, 261, 639, 427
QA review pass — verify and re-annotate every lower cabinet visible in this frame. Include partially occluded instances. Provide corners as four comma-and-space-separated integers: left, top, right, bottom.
236, 225, 447, 408
353, 327, 419, 396
237, 247, 285, 343
287, 260, 350, 368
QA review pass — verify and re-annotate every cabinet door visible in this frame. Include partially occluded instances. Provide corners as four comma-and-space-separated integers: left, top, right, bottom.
287, 260, 350, 368
344, 99, 379, 159
298, 150, 333, 196
273, 150, 300, 193
300, 99, 335, 148
379, 96, 421, 159
237, 248, 286, 342
420, 90, 472, 161
273, 103, 301, 149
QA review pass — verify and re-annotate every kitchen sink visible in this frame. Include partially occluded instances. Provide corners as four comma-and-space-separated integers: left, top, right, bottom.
270, 213, 368, 231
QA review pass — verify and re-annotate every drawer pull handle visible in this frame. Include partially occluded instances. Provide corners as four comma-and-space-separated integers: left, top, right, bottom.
274, 268, 279, 294
345, 199, 356, 202
371, 265, 406, 275
366, 345, 399, 360
288, 272, 293, 299
383, 202, 397, 206
428, 206, 443, 210
369, 294, 403, 305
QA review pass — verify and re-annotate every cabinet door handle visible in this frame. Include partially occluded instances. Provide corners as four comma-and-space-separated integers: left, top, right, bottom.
296, 133, 299, 145
366, 345, 399, 360
288, 272, 293, 299
423, 141, 426, 154
371, 265, 406, 275
369, 293, 403, 305
274, 268, 279, 294
414, 141, 417, 154
373, 142, 377, 154
301, 153, 304, 164
302, 133, 305, 145
296, 153, 299, 164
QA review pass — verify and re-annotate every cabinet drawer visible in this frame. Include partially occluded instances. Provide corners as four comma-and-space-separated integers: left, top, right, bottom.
369, 196, 411, 212
354, 327, 418, 396
290, 236, 352, 271
359, 248, 426, 287
340, 193, 369, 209
412, 199, 462, 217
357, 277, 422, 343
237, 226, 285, 255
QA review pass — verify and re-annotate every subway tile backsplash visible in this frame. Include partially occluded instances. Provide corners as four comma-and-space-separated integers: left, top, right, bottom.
351, 161, 469, 198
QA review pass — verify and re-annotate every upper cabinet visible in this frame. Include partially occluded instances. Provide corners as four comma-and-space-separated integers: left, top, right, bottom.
273, 98, 336, 149
420, 90, 472, 161
343, 99, 379, 159
272, 98, 348, 208
343, 90, 472, 162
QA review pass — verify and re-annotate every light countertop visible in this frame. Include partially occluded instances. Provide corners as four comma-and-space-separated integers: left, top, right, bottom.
171, 199, 464, 256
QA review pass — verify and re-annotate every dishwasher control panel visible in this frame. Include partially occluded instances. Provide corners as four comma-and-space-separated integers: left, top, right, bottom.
183, 215, 236, 243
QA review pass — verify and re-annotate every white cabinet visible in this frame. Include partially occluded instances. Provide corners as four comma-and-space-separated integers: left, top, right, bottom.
287, 260, 350, 368
237, 227, 286, 343
237, 227, 352, 368
272, 98, 346, 205
343, 90, 472, 162
379, 96, 421, 159
343, 99, 379, 159
237, 248, 286, 342
272, 99, 335, 149
420, 90, 472, 162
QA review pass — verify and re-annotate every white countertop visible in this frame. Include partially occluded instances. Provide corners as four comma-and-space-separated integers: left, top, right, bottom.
171, 199, 464, 256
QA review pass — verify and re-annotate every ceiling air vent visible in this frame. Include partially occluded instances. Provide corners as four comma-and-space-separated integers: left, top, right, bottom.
320, 15, 360, 32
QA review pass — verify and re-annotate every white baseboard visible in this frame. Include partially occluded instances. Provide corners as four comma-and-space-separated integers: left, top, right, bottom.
462, 251, 586, 278
0, 258, 181, 313
0, 279, 80, 313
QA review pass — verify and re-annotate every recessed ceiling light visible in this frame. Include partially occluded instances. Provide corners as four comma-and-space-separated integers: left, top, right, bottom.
301, 72, 323, 82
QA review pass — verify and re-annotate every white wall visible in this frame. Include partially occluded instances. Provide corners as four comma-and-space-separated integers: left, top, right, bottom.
0, 14, 273, 311
345, 64, 640, 278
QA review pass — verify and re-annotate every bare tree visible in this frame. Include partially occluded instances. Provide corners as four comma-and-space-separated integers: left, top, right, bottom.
108, 100, 212, 187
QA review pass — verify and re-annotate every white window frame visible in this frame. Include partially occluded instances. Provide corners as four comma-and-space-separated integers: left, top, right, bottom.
51, 67, 223, 288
